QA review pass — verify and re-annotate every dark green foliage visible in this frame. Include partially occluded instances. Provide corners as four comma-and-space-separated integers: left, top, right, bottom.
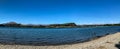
103, 24, 112, 26
0, 22, 46, 28
0, 24, 4, 26
113, 24, 120, 26
0, 22, 120, 28
48, 23, 77, 28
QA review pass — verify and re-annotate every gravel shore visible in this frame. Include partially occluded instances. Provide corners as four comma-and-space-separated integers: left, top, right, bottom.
0, 32, 120, 49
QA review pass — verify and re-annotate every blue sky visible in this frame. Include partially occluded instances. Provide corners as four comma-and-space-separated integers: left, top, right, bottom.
0, 0, 120, 24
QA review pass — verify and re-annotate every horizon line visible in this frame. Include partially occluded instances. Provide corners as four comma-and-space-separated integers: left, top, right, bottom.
0, 21, 120, 25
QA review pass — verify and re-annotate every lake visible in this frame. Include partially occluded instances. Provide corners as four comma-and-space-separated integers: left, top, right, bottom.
0, 26, 120, 45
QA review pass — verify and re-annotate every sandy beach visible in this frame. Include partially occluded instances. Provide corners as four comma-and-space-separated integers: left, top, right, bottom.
0, 32, 120, 49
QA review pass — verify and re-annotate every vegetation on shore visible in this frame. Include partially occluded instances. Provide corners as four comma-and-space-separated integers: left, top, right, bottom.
0, 22, 120, 28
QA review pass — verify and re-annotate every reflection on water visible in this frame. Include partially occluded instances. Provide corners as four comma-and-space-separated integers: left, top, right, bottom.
0, 26, 120, 45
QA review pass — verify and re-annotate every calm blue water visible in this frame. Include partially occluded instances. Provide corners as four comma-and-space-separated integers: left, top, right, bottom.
0, 26, 120, 45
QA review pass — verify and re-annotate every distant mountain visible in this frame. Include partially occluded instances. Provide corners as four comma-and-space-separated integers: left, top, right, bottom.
1, 22, 21, 27
3, 22, 18, 25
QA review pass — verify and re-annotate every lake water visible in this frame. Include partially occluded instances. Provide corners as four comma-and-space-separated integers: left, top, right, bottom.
0, 26, 120, 45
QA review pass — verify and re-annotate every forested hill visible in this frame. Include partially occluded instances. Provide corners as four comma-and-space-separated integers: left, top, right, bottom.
0, 22, 120, 28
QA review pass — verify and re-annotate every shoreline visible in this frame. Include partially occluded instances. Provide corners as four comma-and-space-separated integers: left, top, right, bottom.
0, 32, 120, 49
